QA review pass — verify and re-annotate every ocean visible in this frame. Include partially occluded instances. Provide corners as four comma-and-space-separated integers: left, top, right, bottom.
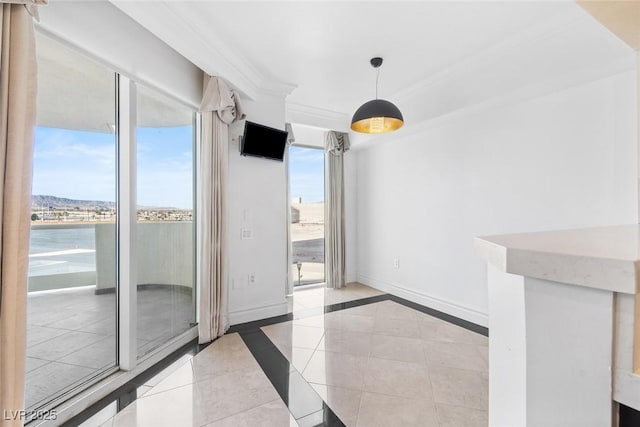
29, 226, 97, 276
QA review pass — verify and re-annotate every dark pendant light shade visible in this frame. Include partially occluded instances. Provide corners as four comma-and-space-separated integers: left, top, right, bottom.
351, 57, 404, 134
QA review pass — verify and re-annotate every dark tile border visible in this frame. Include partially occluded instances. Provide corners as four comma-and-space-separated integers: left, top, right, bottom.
239, 329, 345, 426
229, 293, 488, 337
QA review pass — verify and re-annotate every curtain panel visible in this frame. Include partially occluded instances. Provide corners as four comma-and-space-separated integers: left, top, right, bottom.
197, 76, 244, 343
324, 131, 350, 289
0, 3, 38, 426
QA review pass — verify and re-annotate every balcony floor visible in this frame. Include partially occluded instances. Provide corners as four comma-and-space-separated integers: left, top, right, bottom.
26, 286, 194, 410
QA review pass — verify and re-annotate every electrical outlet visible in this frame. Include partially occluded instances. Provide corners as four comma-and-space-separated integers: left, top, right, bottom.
241, 228, 253, 240
393, 258, 400, 269
248, 273, 256, 285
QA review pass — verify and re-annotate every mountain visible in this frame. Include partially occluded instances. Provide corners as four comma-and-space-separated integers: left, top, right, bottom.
32, 195, 116, 210
31, 195, 181, 211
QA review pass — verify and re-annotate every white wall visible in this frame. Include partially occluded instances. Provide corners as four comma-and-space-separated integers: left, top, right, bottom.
355, 70, 638, 326
344, 151, 358, 283
227, 92, 289, 324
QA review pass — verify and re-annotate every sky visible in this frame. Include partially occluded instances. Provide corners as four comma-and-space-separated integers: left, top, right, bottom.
33, 125, 194, 209
289, 146, 325, 203
32, 127, 325, 208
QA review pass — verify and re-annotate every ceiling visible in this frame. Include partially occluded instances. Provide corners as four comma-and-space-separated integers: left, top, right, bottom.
37, 32, 193, 132
111, 1, 634, 135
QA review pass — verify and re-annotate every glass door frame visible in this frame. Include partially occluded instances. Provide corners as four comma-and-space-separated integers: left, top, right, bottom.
287, 143, 327, 291
26, 32, 200, 424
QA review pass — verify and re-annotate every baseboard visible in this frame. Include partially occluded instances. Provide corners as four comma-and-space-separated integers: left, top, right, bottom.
357, 274, 488, 327
229, 302, 289, 326
95, 283, 193, 295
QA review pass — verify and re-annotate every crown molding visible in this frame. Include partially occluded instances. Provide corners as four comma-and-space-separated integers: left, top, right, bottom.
259, 79, 298, 98
286, 102, 350, 132
111, 0, 264, 100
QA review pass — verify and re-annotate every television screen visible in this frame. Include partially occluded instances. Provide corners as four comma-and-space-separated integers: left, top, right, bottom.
240, 121, 288, 161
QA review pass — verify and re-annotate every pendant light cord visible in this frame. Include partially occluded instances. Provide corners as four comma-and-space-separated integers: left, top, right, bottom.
375, 67, 380, 99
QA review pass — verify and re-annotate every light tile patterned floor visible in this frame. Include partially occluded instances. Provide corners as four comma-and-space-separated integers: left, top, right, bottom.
263, 299, 489, 427
96, 284, 487, 427
287, 282, 385, 313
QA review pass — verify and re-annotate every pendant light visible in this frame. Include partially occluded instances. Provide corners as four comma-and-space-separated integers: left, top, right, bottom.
351, 57, 404, 134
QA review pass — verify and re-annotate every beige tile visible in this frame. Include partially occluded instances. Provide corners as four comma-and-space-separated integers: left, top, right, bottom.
318, 329, 372, 357
262, 322, 325, 350
203, 399, 298, 427
372, 316, 421, 339
333, 313, 376, 333
112, 383, 198, 426
293, 313, 334, 329
363, 357, 432, 400
145, 361, 195, 397
114, 368, 279, 426
414, 311, 448, 324
208, 333, 249, 353
356, 392, 439, 427
324, 289, 371, 305
135, 385, 153, 398
476, 344, 489, 365
472, 333, 489, 346
191, 347, 261, 378
294, 312, 376, 334
192, 368, 281, 425
345, 283, 384, 298
370, 334, 425, 364
310, 383, 361, 427
375, 301, 419, 320
423, 341, 488, 372
340, 303, 381, 318
436, 403, 488, 427
429, 365, 488, 411
419, 321, 482, 345
139, 354, 195, 387
274, 345, 316, 373
302, 350, 367, 390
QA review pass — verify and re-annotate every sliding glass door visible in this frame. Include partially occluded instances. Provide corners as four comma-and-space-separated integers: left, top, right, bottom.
26, 33, 118, 413
25, 33, 198, 417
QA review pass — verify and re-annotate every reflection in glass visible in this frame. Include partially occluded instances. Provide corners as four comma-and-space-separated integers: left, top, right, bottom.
136, 84, 196, 358
26, 34, 117, 412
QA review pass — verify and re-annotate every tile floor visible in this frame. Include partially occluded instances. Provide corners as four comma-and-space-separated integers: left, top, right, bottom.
287, 282, 385, 313
26, 286, 194, 410
93, 284, 488, 427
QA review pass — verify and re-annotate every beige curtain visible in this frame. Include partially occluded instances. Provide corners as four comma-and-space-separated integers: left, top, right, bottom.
325, 131, 350, 289
284, 123, 295, 295
0, 4, 37, 426
198, 76, 244, 343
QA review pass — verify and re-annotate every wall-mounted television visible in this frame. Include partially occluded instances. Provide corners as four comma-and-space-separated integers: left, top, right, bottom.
240, 120, 288, 161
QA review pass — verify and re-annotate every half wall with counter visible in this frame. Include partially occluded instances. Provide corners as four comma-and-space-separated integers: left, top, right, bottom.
476, 224, 640, 426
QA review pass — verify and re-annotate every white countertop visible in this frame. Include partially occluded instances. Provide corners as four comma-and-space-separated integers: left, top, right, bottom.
475, 224, 640, 294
